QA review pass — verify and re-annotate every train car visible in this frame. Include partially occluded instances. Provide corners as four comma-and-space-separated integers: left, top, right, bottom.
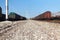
32, 11, 51, 20
2, 14, 5, 21
41, 11, 51, 20
0, 7, 2, 18
0, 7, 6, 21
8, 12, 27, 21
51, 16, 60, 20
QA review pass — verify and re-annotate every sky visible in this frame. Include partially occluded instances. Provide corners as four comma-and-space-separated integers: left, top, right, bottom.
0, 0, 60, 18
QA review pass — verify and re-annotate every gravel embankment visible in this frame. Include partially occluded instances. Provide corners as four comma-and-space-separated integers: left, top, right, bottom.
0, 20, 60, 40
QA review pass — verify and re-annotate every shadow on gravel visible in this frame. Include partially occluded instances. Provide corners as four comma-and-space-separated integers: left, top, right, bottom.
8, 20, 27, 22
0, 19, 27, 22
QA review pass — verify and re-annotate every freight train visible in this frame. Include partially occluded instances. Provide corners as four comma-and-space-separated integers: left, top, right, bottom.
32, 11, 60, 20
8, 12, 27, 21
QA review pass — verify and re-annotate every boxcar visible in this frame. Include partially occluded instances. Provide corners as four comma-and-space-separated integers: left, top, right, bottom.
41, 11, 51, 20
33, 11, 51, 20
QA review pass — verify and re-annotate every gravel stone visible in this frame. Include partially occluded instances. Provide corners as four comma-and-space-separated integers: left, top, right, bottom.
0, 20, 60, 40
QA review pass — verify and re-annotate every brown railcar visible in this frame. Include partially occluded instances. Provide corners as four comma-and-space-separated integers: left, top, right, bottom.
41, 11, 51, 20
33, 11, 51, 20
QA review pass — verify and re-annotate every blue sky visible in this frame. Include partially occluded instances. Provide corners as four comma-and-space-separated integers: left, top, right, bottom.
0, 0, 60, 18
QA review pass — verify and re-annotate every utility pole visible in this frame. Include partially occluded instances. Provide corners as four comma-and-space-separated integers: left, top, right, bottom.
6, 0, 8, 20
